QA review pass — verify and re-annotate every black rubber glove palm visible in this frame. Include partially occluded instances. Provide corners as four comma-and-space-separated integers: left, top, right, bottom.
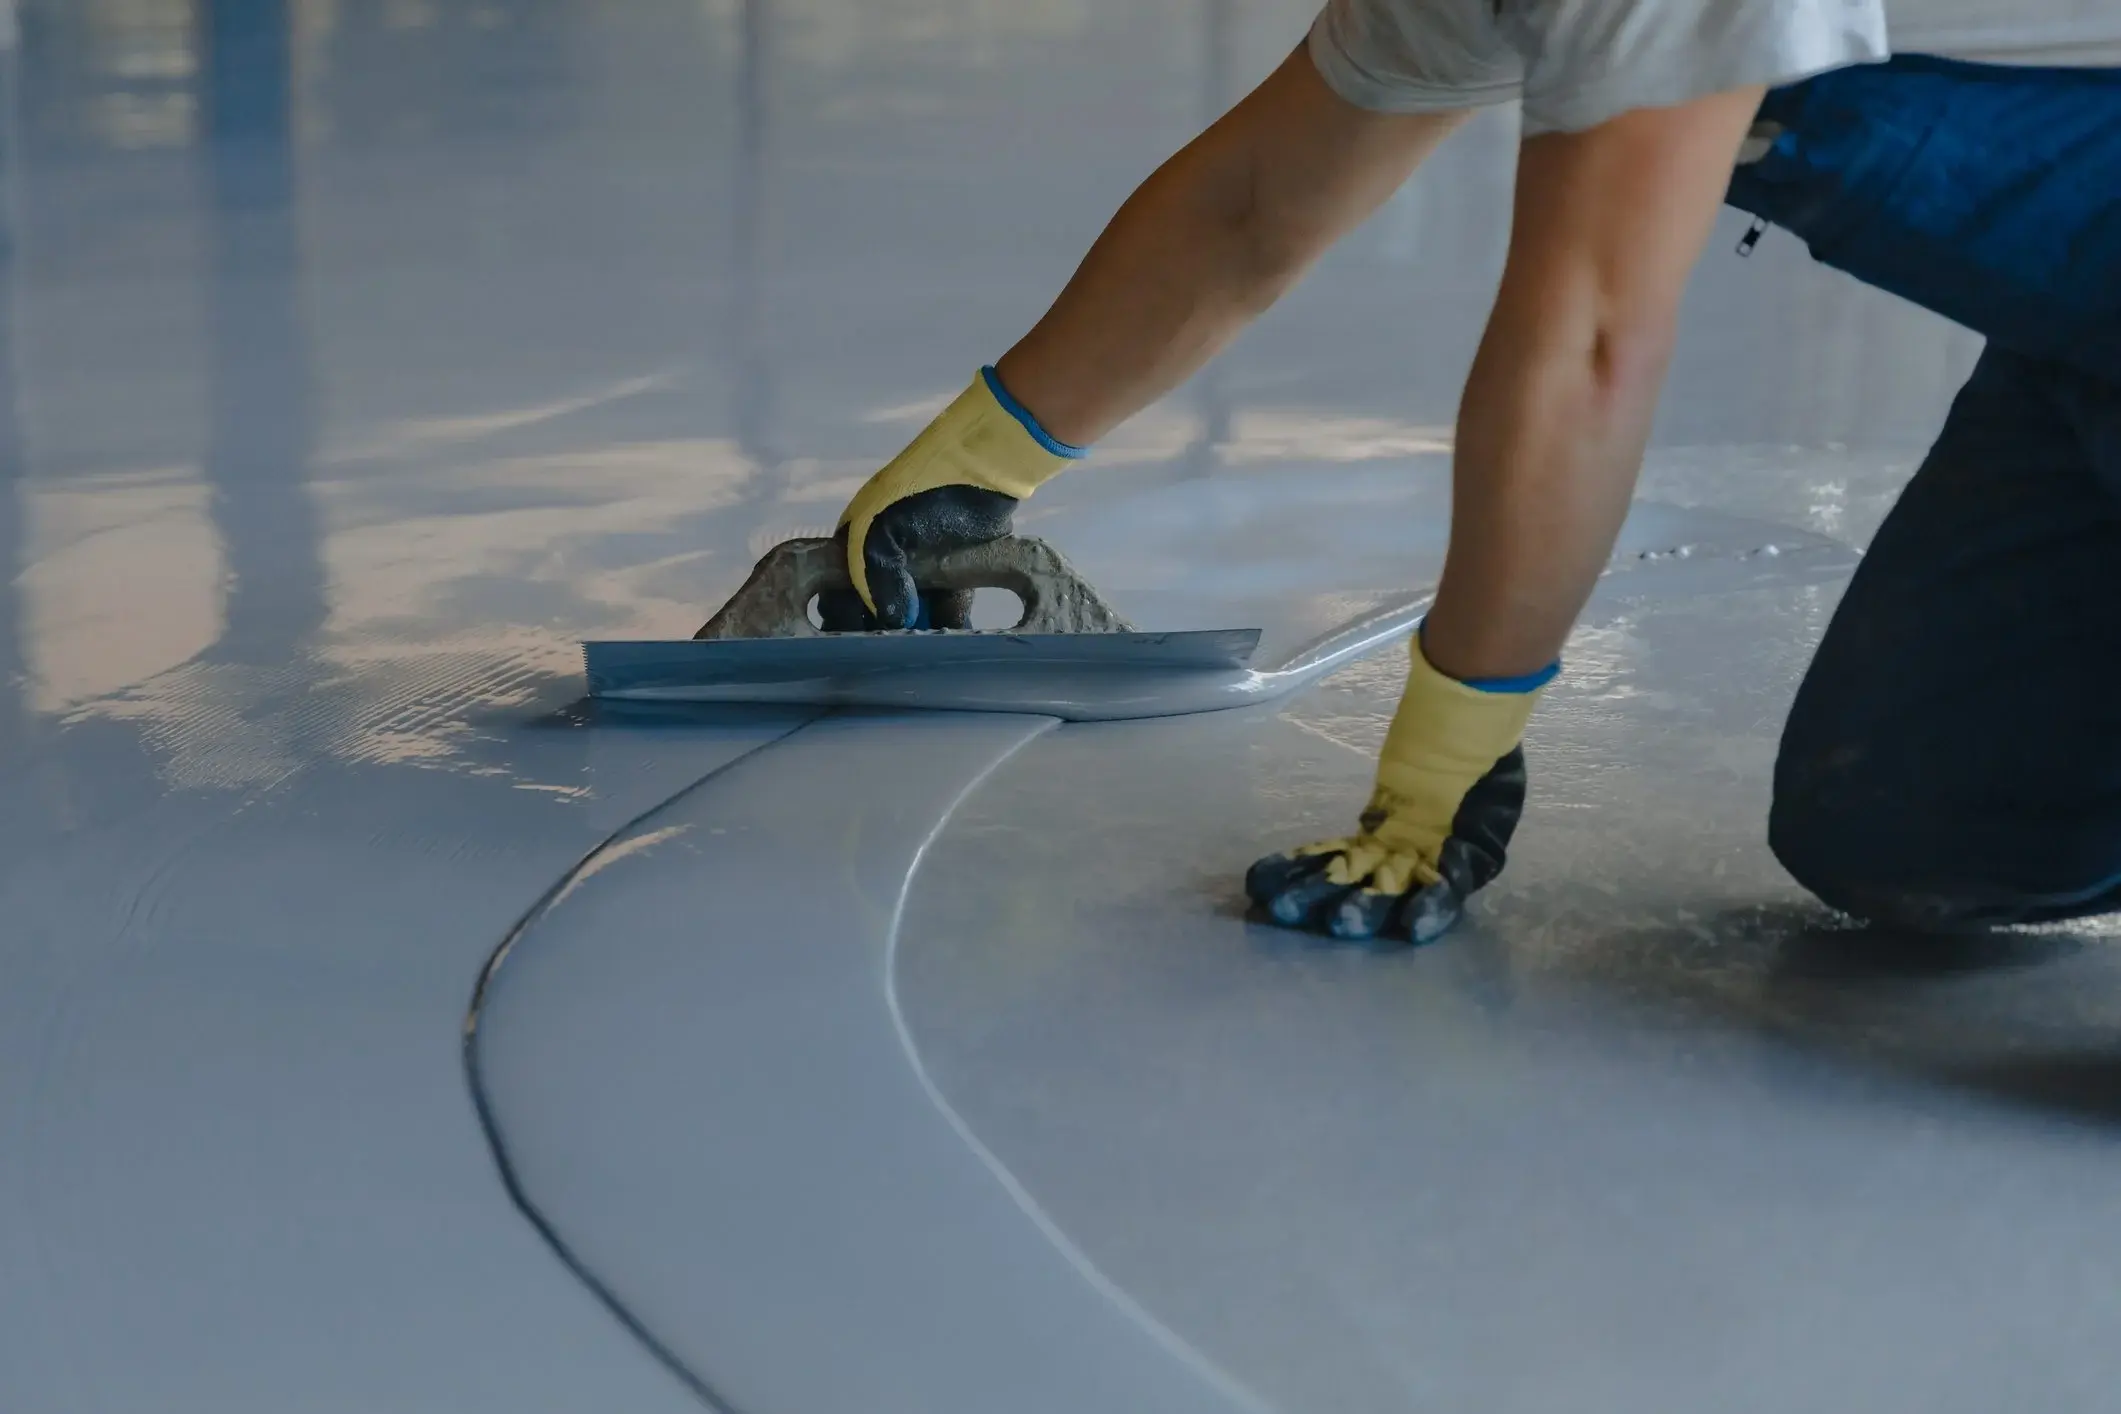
826, 368, 1081, 631
817, 485, 1017, 632
1245, 746, 1527, 948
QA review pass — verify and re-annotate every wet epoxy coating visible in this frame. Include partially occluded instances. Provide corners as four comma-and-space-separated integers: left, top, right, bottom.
7, 3, 2108, 1412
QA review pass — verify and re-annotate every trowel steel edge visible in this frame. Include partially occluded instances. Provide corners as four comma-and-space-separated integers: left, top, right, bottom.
582, 536, 1263, 705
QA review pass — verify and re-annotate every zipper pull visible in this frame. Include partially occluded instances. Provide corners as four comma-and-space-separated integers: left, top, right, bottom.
1735, 218, 1767, 258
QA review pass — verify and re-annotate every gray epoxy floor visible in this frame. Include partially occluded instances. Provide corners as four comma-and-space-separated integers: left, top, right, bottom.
8, 2, 2108, 1412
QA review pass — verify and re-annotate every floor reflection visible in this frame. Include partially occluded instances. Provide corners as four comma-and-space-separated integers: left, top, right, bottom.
201, 0, 323, 667
0, 28, 25, 762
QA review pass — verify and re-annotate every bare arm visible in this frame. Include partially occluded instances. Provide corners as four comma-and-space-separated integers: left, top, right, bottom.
995, 45, 1464, 447
1419, 90, 1766, 682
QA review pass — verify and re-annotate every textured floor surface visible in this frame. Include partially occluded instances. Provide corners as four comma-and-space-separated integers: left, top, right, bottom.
8, 3, 2117, 1413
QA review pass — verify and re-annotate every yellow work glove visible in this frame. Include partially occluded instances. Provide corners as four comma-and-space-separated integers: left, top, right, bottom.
1245, 634, 1549, 947
825, 366, 1085, 630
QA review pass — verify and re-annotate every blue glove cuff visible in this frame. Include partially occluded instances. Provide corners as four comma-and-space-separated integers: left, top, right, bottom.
1419, 622, 1560, 694
1461, 662, 1561, 693
981, 365, 1089, 459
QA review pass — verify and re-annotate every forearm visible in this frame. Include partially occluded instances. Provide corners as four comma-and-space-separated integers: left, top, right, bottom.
1420, 94, 1765, 683
996, 47, 1459, 447
993, 149, 1301, 448
1421, 295, 1674, 680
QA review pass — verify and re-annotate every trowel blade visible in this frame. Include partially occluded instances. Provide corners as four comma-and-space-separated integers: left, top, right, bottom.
583, 628, 1261, 703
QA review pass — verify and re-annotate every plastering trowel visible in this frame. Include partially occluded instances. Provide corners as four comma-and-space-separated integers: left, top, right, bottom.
581, 535, 1263, 709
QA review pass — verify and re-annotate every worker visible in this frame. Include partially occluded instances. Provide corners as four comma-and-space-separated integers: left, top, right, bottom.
827, 4, 2121, 944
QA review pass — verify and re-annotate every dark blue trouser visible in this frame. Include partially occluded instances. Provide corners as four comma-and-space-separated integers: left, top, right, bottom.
1725, 57, 2121, 928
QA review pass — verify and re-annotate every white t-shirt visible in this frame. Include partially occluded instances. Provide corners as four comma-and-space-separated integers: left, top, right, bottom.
1310, 0, 2119, 135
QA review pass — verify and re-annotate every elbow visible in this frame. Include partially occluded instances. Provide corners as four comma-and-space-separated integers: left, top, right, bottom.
1586, 315, 1678, 407
1147, 139, 1312, 311
1227, 188, 1317, 310
1209, 148, 1324, 307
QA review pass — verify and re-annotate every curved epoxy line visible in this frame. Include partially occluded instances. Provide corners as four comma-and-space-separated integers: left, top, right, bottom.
462, 722, 821, 1414
877, 747, 1278, 1414
459, 591, 1443, 1401
466, 712, 1275, 1414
